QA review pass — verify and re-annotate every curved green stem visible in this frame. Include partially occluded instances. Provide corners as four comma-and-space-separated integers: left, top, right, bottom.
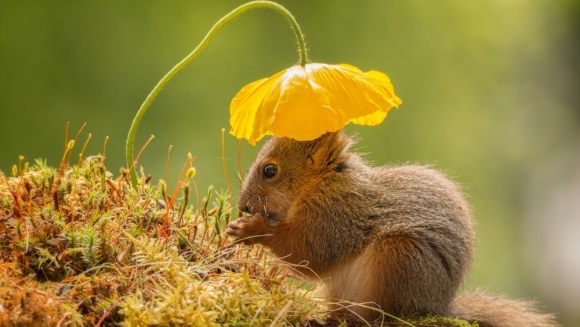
126, 1, 309, 189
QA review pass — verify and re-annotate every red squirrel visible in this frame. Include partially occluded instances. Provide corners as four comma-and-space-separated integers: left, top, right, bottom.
226, 131, 557, 326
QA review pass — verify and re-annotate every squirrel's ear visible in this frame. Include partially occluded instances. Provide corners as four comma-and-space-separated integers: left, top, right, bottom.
306, 131, 351, 170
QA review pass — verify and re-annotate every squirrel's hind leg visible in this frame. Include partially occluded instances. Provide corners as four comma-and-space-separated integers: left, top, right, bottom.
324, 233, 456, 322
322, 246, 384, 321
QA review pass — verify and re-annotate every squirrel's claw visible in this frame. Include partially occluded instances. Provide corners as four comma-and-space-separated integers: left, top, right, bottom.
225, 217, 247, 240
226, 214, 274, 245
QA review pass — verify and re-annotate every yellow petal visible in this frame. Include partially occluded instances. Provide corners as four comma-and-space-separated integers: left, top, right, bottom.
229, 70, 286, 144
229, 63, 402, 145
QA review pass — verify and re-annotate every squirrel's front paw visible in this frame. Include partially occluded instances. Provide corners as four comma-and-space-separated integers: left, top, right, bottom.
226, 213, 273, 245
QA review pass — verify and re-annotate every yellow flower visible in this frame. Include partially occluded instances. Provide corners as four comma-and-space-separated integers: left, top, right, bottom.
229, 63, 402, 145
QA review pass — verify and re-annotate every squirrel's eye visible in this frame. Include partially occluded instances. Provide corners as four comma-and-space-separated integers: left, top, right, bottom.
262, 164, 278, 179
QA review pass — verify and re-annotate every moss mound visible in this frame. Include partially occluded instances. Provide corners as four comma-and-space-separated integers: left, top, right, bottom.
0, 154, 474, 326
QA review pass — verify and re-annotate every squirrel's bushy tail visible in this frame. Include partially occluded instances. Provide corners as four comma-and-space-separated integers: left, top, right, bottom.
453, 289, 557, 327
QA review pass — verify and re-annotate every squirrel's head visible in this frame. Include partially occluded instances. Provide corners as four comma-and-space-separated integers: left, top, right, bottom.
237, 131, 353, 221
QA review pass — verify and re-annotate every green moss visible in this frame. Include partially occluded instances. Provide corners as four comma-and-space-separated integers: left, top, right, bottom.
0, 155, 321, 326
409, 315, 479, 327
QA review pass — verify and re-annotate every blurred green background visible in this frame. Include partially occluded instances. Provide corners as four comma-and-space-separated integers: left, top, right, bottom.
1, 0, 579, 325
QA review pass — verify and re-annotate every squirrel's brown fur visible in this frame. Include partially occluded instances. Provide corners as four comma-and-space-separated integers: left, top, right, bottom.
226, 131, 557, 327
